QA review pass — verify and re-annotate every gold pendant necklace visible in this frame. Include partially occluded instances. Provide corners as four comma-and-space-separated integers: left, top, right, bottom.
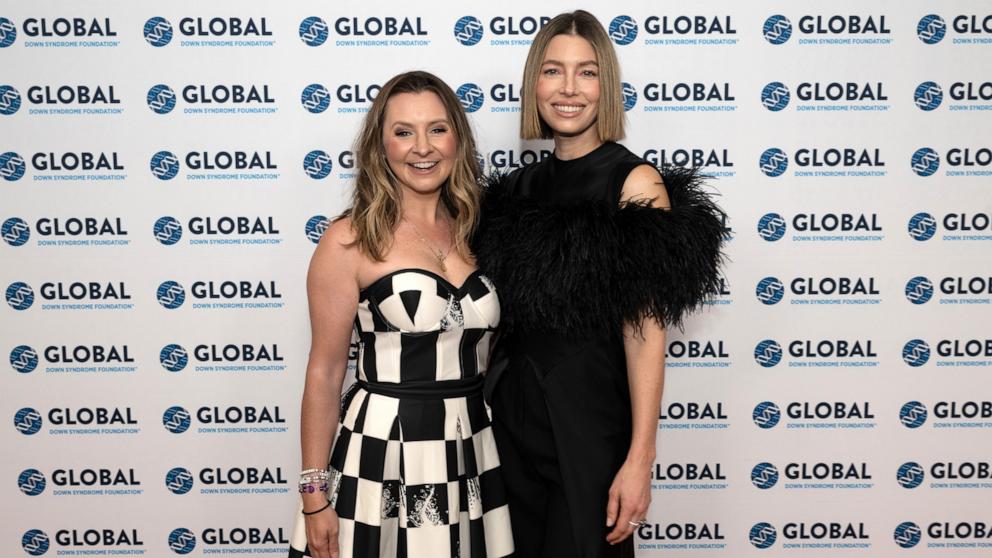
404, 216, 452, 272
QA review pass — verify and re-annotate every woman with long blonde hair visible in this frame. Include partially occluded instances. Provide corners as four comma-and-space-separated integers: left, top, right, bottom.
289, 70, 513, 558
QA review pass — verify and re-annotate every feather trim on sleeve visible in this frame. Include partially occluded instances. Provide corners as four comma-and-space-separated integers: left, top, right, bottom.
614, 166, 727, 331
473, 167, 726, 338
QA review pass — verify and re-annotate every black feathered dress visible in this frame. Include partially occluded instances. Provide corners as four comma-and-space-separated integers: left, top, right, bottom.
472, 142, 725, 557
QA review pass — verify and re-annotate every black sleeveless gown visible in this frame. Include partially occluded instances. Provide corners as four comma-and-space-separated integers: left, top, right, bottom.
473, 142, 725, 557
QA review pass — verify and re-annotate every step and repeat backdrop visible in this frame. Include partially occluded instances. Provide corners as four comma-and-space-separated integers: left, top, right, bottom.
2, 0, 990, 556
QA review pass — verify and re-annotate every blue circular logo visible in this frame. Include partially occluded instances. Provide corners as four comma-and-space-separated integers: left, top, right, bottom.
763, 15, 792, 45
0, 85, 22, 115
150, 151, 180, 181
157, 281, 186, 309
751, 463, 779, 489
21, 529, 50, 556
905, 276, 934, 304
0, 17, 17, 48
759, 148, 788, 177
914, 82, 943, 111
10, 345, 39, 373
608, 15, 638, 45
143, 17, 174, 47
896, 462, 924, 489
917, 15, 946, 45
163, 406, 191, 434
299, 16, 329, 47
754, 340, 783, 368
757, 213, 787, 242
0, 151, 26, 181
456, 83, 484, 113
902, 339, 931, 367
454, 16, 484, 46
6, 281, 34, 310
147, 84, 176, 114
621, 82, 637, 112
160, 344, 189, 372
165, 467, 194, 495
761, 82, 790, 111
894, 521, 922, 548
750, 522, 777, 549
168, 527, 197, 554
911, 147, 940, 177
900, 401, 928, 429
14, 407, 42, 435
755, 277, 784, 305
305, 215, 330, 244
2, 217, 30, 246
301, 84, 330, 114
907, 212, 937, 241
304, 150, 333, 179
153, 216, 183, 246
18, 469, 47, 496
753, 401, 781, 429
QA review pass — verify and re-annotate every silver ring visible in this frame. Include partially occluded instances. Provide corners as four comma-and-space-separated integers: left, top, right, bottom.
627, 520, 640, 527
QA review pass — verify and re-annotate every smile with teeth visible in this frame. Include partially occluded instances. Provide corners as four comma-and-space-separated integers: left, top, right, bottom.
409, 161, 439, 169
553, 104, 584, 113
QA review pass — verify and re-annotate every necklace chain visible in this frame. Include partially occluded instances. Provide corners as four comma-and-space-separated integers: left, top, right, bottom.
403, 216, 453, 272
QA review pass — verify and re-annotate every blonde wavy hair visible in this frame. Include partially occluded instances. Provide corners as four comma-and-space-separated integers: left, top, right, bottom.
344, 71, 481, 262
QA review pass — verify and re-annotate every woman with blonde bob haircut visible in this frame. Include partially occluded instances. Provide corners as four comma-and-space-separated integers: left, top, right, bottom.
289, 70, 513, 558
474, 10, 725, 558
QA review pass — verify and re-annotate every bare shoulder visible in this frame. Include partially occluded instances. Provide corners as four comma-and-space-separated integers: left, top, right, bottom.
620, 164, 670, 209
308, 216, 360, 289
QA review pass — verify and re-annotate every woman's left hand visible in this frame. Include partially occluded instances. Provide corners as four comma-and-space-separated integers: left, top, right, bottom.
605, 459, 652, 544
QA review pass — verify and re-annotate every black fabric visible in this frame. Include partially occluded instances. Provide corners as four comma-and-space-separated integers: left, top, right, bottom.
474, 141, 726, 339
473, 142, 725, 557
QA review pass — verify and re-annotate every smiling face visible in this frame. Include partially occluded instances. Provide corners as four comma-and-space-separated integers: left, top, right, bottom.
535, 33, 601, 140
382, 91, 457, 197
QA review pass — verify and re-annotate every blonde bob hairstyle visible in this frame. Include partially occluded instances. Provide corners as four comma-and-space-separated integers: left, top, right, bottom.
520, 10, 625, 141
344, 70, 481, 262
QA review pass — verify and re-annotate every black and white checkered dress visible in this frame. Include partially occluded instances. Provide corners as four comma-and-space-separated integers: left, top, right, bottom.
290, 269, 513, 558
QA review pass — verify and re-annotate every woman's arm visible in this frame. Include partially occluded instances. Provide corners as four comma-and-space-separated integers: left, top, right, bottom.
300, 218, 361, 558
606, 165, 671, 545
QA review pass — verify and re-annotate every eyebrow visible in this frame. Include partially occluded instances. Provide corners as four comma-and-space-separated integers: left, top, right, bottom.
542, 59, 599, 67
391, 119, 450, 127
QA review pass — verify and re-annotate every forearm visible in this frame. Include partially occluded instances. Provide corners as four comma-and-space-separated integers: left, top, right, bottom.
623, 319, 666, 466
300, 361, 346, 505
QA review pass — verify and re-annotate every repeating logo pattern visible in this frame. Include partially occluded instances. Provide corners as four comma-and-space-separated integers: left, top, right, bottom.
147, 84, 177, 114
761, 82, 790, 111
168, 527, 197, 554
0, 84, 21, 115
6, 281, 35, 310
456, 83, 484, 113
10, 345, 39, 373
22, 529, 50, 556
905, 276, 934, 304
755, 277, 785, 305
896, 462, 925, 489
0, 17, 16, 48
18, 469, 47, 496
154, 216, 183, 245
753, 401, 781, 429
0, 151, 26, 181
902, 339, 931, 367
900, 401, 928, 429
894, 521, 922, 548
163, 406, 192, 434
914, 82, 943, 111
166, 467, 195, 495
907, 212, 937, 241
299, 17, 329, 47
754, 340, 783, 368
151, 151, 180, 180
160, 344, 189, 372
609, 15, 638, 45
759, 148, 788, 177
750, 522, 777, 548
763, 15, 792, 45
758, 213, 787, 242
751, 463, 779, 489
303, 150, 333, 179
15, 407, 43, 435
144, 17, 174, 47
917, 15, 946, 45
621, 82, 637, 111
911, 147, 940, 177
301, 84, 330, 113
157, 281, 186, 309
453, 16, 484, 46
305, 215, 329, 244
2, 217, 30, 246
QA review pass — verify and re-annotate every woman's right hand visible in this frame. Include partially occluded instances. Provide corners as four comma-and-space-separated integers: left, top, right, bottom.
303, 500, 340, 558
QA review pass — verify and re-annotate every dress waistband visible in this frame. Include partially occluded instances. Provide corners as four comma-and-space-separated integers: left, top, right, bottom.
356, 375, 484, 400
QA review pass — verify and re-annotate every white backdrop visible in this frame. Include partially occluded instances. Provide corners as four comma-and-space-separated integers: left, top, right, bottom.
2, 1, 991, 556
